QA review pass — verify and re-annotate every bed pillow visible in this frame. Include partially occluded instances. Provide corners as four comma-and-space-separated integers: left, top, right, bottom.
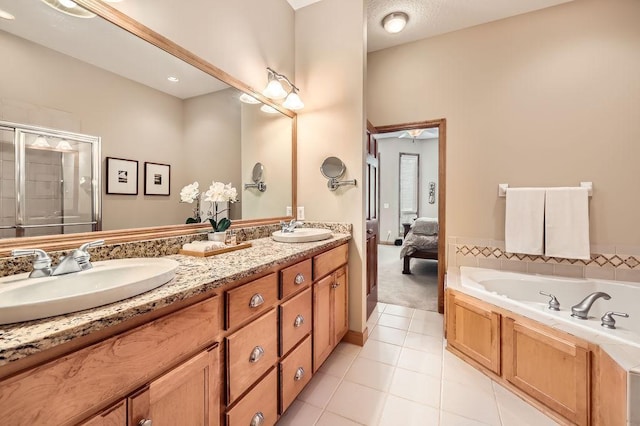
411, 217, 439, 235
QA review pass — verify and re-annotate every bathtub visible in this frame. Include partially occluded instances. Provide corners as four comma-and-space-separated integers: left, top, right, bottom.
458, 266, 640, 348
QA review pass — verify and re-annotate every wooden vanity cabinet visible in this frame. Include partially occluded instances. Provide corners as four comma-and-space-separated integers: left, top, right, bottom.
80, 401, 127, 426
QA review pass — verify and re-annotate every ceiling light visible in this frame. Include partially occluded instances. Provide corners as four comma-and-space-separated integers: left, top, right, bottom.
282, 89, 304, 111
0, 8, 15, 20
40, 0, 96, 18
382, 12, 408, 34
31, 136, 50, 148
167, 76, 179, 82
239, 93, 261, 104
260, 105, 279, 114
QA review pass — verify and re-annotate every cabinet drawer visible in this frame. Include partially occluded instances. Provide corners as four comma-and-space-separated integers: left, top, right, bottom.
227, 368, 278, 426
279, 335, 312, 413
226, 273, 278, 329
280, 258, 312, 299
227, 309, 278, 403
313, 243, 348, 280
0, 296, 220, 426
280, 287, 312, 356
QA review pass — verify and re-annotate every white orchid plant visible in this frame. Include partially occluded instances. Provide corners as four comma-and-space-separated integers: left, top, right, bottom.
180, 180, 238, 232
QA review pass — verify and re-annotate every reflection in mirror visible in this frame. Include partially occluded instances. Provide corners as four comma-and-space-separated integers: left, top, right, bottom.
0, 0, 293, 240
251, 163, 264, 183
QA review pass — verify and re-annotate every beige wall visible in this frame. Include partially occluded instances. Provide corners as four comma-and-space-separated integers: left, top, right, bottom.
111, 0, 295, 97
295, 0, 367, 332
368, 0, 640, 246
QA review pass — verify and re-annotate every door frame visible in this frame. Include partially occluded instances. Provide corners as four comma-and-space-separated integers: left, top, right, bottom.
370, 119, 447, 314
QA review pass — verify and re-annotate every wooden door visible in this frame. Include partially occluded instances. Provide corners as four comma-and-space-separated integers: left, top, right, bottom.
333, 266, 348, 343
129, 345, 220, 426
365, 125, 379, 318
80, 401, 126, 426
503, 317, 590, 426
313, 274, 333, 372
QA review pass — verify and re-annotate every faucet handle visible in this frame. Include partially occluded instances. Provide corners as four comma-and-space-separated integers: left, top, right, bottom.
539, 291, 561, 311
601, 311, 629, 329
11, 249, 52, 278
75, 240, 104, 270
79, 239, 104, 252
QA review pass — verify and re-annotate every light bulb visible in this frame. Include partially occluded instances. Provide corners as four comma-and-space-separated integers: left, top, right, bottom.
239, 93, 261, 104
282, 91, 304, 110
382, 12, 408, 34
260, 105, 279, 114
263, 79, 287, 99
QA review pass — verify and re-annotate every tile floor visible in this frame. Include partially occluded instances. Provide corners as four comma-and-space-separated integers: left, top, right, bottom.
277, 302, 559, 426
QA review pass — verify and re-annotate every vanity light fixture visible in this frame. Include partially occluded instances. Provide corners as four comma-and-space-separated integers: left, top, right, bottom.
382, 12, 408, 34
40, 0, 96, 18
32, 136, 51, 148
260, 104, 279, 114
0, 8, 15, 20
239, 93, 261, 104
56, 139, 73, 150
262, 67, 304, 110
167, 76, 179, 82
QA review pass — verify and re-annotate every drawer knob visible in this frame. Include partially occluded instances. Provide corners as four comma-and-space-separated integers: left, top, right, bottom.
294, 367, 305, 381
331, 282, 339, 289
250, 412, 265, 426
294, 314, 304, 328
294, 273, 305, 285
249, 345, 265, 363
138, 420, 152, 426
249, 293, 265, 308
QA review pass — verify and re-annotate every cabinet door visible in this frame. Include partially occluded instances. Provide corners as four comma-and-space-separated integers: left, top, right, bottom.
80, 400, 126, 426
447, 291, 500, 374
503, 317, 589, 426
129, 345, 220, 426
333, 266, 348, 343
313, 274, 333, 372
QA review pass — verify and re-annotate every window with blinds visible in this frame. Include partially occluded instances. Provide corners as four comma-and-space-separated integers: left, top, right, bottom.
399, 153, 419, 235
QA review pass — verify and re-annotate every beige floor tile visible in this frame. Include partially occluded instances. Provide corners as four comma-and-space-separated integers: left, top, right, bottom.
377, 302, 388, 312
325, 381, 387, 425
389, 367, 441, 408
408, 316, 444, 337
493, 382, 559, 426
378, 395, 440, 426
369, 324, 407, 346
441, 350, 493, 395
384, 304, 415, 318
333, 342, 362, 359
441, 379, 501, 425
412, 309, 444, 322
358, 338, 402, 366
440, 410, 493, 425
316, 411, 364, 426
319, 351, 356, 378
397, 347, 442, 378
378, 313, 412, 330
404, 332, 444, 355
275, 400, 323, 425
343, 357, 395, 392
297, 371, 341, 409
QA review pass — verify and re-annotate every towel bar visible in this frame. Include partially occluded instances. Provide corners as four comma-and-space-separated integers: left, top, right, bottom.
498, 182, 592, 197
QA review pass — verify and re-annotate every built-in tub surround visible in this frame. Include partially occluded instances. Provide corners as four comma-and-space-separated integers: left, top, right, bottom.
0, 223, 351, 366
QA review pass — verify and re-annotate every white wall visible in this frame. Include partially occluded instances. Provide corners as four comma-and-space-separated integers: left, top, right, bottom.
378, 137, 438, 241
368, 0, 640, 246
295, 0, 367, 333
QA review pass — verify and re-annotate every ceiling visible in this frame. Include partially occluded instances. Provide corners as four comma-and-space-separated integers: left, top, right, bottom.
289, 0, 573, 52
374, 128, 439, 141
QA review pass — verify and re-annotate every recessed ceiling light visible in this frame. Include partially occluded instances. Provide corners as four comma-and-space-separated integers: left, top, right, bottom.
239, 93, 261, 104
0, 8, 15, 20
382, 12, 408, 34
167, 76, 179, 82
260, 105, 279, 114
40, 0, 96, 18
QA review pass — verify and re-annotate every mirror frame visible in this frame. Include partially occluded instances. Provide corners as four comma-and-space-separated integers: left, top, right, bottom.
0, 0, 297, 257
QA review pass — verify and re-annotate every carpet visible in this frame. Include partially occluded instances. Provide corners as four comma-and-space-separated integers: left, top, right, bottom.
377, 244, 439, 312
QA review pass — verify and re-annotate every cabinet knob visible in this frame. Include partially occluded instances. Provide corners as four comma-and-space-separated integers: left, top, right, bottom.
294, 314, 304, 328
294, 273, 305, 285
294, 367, 305, 381
250, 412, 265, 426
331, 282, 340, 289
249, 345, 265, 363
138, 420, 152, 426
249, 293, 265, 308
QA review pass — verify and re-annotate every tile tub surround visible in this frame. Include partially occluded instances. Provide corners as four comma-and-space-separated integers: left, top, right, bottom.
0, 221, 352, 277
0, 232, 350, 366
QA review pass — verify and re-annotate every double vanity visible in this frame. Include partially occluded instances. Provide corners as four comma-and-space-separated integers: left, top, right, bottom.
0, 227, 351, 425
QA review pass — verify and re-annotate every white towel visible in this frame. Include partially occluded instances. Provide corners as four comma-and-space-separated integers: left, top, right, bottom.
182, 241, 226, 252
505, 188, 545, 255
545, 187, 590, 260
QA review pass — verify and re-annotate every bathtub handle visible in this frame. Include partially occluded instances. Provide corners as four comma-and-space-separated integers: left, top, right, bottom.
601, 311, 629, 329
539, 291, 561, 311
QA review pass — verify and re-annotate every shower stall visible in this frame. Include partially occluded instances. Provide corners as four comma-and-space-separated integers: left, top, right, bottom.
0, 121, 101, 239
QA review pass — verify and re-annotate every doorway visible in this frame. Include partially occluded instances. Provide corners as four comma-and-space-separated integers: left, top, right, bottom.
365, 119, 446, 315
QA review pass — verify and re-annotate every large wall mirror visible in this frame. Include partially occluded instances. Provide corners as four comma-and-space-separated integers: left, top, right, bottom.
0, 0, 295, 252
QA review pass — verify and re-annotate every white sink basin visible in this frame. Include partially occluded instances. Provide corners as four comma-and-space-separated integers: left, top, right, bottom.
272, 228, 332, 243
0, 258, 178, 325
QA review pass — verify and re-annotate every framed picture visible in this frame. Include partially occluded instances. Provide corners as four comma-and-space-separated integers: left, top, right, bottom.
106, 157, 138, 195
144, 162, 171, 196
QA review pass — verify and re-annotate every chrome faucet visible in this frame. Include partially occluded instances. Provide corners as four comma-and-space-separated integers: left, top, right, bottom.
571, 292, 611, 319
11, 240, 104, 278
11, 249, 52, 278
280, 220, 304, 233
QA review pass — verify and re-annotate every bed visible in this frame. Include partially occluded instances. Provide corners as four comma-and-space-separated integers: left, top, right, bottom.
401, 218, 439, 274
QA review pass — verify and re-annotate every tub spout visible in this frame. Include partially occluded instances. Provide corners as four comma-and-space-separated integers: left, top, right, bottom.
571, 292, 611, 320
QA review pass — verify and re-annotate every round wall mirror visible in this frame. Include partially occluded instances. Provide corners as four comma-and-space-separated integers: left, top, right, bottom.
320, 157, 345, 179
251, 162, 264, 183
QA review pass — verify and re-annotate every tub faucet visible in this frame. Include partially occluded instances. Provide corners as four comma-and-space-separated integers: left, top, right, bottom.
571, 292, 611, 319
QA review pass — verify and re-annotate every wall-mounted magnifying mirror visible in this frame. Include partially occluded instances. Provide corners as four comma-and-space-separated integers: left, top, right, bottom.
321, 157, 356, 191
244, 162, 267, 192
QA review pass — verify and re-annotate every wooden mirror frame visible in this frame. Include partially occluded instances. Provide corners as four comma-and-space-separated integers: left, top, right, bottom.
0, 0, 297, 257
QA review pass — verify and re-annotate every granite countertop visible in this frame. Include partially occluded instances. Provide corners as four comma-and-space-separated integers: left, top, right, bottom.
0, 234, 351, 367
